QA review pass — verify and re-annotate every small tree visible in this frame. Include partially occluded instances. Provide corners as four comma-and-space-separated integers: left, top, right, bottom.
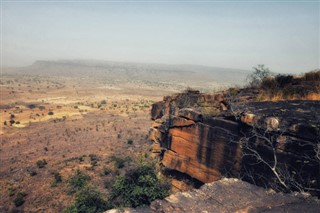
247, 64, 273, 87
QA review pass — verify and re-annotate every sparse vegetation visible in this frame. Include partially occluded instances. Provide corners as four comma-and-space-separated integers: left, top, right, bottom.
89, 154, 99, 167
36, 159, 47, 168
51, 172, 62, 187
109, 163, 170, 208
63, 186, 110, 213
67, 170, 91, 194
259, 71, 320, 100
110, 156, 132, 169
13, 192, 27, 207
127, 139, 133, 145
247, 64, 273, 87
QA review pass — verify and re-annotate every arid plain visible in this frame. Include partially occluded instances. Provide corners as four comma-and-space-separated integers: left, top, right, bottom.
0, 60, 246, 212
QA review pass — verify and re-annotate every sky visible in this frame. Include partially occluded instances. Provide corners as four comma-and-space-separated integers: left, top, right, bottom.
1, 0, 319, 73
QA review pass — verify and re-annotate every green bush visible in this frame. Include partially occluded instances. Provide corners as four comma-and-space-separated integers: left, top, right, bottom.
67, 170, 90, 194
109, 164, 170, 208
63, 186, 110, 213
127, 139, 133, 145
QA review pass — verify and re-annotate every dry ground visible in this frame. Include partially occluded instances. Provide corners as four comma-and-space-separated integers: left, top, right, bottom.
0, 75, 177, 212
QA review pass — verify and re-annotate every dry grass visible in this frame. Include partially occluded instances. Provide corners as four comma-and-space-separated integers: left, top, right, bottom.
255, 70, 320, 101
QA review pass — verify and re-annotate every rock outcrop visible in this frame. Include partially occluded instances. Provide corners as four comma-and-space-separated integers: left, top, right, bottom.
150, 90, 320, 195
106, 178, 320, 213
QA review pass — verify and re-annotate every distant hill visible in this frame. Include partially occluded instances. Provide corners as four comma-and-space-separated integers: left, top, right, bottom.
3, 60, 251, 87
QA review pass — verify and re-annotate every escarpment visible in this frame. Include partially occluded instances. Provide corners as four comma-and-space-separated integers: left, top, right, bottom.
150, 90, 320, 196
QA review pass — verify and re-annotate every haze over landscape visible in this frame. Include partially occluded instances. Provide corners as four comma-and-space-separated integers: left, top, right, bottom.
2, 1, 319, 73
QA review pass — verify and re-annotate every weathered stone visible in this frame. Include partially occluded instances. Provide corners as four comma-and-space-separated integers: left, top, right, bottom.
149, 178, 320, 213
150, 92, 320, 196
240, 113, 256, 124
149, 127, 163, 143
169, 117, 195, 128
265, 117, 280, 131
162, 150, 222, 183
151, 101, 165, 120
107, 179, 320, 213
178, 108, 203, 122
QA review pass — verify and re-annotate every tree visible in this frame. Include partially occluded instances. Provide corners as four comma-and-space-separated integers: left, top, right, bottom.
231, 118, 320, 195
247, 64, 273, 87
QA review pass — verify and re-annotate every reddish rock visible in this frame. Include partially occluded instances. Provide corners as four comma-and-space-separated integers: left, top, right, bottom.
150, 91, 320, 196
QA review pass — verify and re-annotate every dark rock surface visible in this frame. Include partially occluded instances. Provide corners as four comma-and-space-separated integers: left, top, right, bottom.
150, 91, 320, 196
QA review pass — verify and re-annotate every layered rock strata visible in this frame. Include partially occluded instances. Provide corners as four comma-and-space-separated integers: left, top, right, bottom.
150, 90, 320, 195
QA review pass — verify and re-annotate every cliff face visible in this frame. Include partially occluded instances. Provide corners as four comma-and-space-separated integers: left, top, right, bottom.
150, 90, 320, 195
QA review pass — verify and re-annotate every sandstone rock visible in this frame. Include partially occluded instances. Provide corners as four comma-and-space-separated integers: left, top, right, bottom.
162, 150, 222, 183
150, 92, 320, 196
178, 108, 203, 122
169, 117, 195, 128
150, 178, 320, 213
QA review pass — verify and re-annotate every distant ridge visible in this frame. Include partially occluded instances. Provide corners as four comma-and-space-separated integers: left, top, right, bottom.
4, 59, 251, 86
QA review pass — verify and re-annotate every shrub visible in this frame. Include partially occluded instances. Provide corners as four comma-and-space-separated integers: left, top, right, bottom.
63, 186, 110, 213
9, 119, 15, 126
102, 167, 112, 176
67, 170, 90, 194
8, 187, 16, 197
13, 192, 27, 207
51, 172, 62, 187
27, 104, 36, 109
304, 70, 320, 81
89, 154, 99, 167
36, 159, 47, 168
78, 155, 85, 162
27, 168, 37, 176
109, 164, 170, 208
127, 139, 133, 145
247, 64, 273, 87
110, 156, 131, 169
48, 111, 54, 115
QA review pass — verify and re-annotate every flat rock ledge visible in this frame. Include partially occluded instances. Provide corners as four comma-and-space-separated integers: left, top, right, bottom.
105, 178, 320, 213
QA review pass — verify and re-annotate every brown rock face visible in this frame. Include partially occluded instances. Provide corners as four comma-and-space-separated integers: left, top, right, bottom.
150, 91, 320, 196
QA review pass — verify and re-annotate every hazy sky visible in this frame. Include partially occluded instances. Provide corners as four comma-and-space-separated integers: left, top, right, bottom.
1, 1, 319, 73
